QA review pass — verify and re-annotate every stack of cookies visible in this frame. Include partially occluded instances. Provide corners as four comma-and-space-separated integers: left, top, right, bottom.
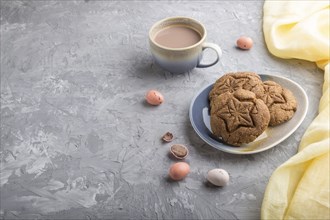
209, 72, 297, 146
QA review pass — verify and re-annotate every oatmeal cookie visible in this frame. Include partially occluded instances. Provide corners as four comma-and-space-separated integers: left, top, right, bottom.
260, 81, 297, 126
209, 72, 264, 103
210, 89, 270, 146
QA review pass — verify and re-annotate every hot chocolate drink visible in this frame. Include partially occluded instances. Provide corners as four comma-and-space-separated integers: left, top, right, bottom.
154, 25, 201, 48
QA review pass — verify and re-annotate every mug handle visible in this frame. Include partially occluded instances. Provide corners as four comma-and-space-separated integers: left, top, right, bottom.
196, 42, 222, 68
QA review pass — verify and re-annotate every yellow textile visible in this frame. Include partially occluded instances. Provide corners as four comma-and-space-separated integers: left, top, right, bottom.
262, 1, 330, 219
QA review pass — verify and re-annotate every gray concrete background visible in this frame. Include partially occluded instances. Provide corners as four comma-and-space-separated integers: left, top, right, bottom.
0, 1, 323, 219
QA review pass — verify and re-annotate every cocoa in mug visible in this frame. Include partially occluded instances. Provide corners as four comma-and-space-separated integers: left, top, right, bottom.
149, 17, 222, 74
154, 26, 202, 48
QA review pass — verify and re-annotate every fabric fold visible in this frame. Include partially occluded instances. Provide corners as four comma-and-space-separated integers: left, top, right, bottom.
262, 1, 329, 219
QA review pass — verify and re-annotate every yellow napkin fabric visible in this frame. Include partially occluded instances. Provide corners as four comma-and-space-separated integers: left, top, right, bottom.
262, 1, 330, 219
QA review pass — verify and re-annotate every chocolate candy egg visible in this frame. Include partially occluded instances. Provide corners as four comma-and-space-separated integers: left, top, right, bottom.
146, 90, 164, 105
207, 168, 229, 186
162, 132, 174, 142
170, 144, 188, 159
236, 36, 253, 50
169, 162, 190, 181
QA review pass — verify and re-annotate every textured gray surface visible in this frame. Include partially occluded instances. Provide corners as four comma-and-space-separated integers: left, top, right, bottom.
0, 1, 323, 219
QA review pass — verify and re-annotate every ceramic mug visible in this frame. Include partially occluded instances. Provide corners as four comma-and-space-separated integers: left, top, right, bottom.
149, 16, 222, 74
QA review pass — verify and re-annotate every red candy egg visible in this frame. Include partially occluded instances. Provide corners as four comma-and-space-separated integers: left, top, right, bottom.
169, 162, 190, 181
146, 90, 164, 105
236, 36, 253, 50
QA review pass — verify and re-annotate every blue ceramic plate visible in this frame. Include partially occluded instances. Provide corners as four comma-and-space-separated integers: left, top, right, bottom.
189, 74, 308, 154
